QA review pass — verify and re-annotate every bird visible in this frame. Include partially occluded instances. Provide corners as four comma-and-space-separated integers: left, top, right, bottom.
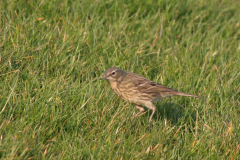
100, 67, 201, 123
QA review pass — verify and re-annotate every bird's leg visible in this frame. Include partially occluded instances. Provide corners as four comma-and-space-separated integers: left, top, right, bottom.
144, 102, 156, 123
134, 105, 145, 117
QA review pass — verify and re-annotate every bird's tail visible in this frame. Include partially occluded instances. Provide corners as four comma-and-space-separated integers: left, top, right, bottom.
174, 91, 202, 99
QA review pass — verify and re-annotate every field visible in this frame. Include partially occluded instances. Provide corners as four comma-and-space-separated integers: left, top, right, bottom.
1, 0, 240, 159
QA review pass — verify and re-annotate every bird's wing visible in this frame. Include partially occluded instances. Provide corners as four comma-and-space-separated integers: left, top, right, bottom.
135, 78, 177, 93
125, 72, 178, 97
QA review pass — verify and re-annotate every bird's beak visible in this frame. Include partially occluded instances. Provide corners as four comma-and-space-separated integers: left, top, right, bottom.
100, 75, 106, 80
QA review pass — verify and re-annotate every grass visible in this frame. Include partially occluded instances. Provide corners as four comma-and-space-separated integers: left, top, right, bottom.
1, 0, 240, 159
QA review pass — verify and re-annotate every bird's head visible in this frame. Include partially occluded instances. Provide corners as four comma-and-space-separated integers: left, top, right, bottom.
100, 67, 125, 82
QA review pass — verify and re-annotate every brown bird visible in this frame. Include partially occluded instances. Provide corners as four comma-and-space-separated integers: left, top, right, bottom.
101, 67, 201, 123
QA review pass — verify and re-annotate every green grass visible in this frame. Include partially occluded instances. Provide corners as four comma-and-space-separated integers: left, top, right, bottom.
1, 0, 240, 159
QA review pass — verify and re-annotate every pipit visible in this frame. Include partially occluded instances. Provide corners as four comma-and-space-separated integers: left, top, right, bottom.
101, 67, 201, 123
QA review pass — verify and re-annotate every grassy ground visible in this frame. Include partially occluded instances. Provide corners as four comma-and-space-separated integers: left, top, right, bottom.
1, 0, 240, 159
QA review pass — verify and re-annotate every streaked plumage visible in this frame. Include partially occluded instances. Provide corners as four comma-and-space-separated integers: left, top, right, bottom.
101, 67, 201, 123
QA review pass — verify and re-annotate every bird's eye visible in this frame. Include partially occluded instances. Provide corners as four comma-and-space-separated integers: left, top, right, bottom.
112, 71, 115, 75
